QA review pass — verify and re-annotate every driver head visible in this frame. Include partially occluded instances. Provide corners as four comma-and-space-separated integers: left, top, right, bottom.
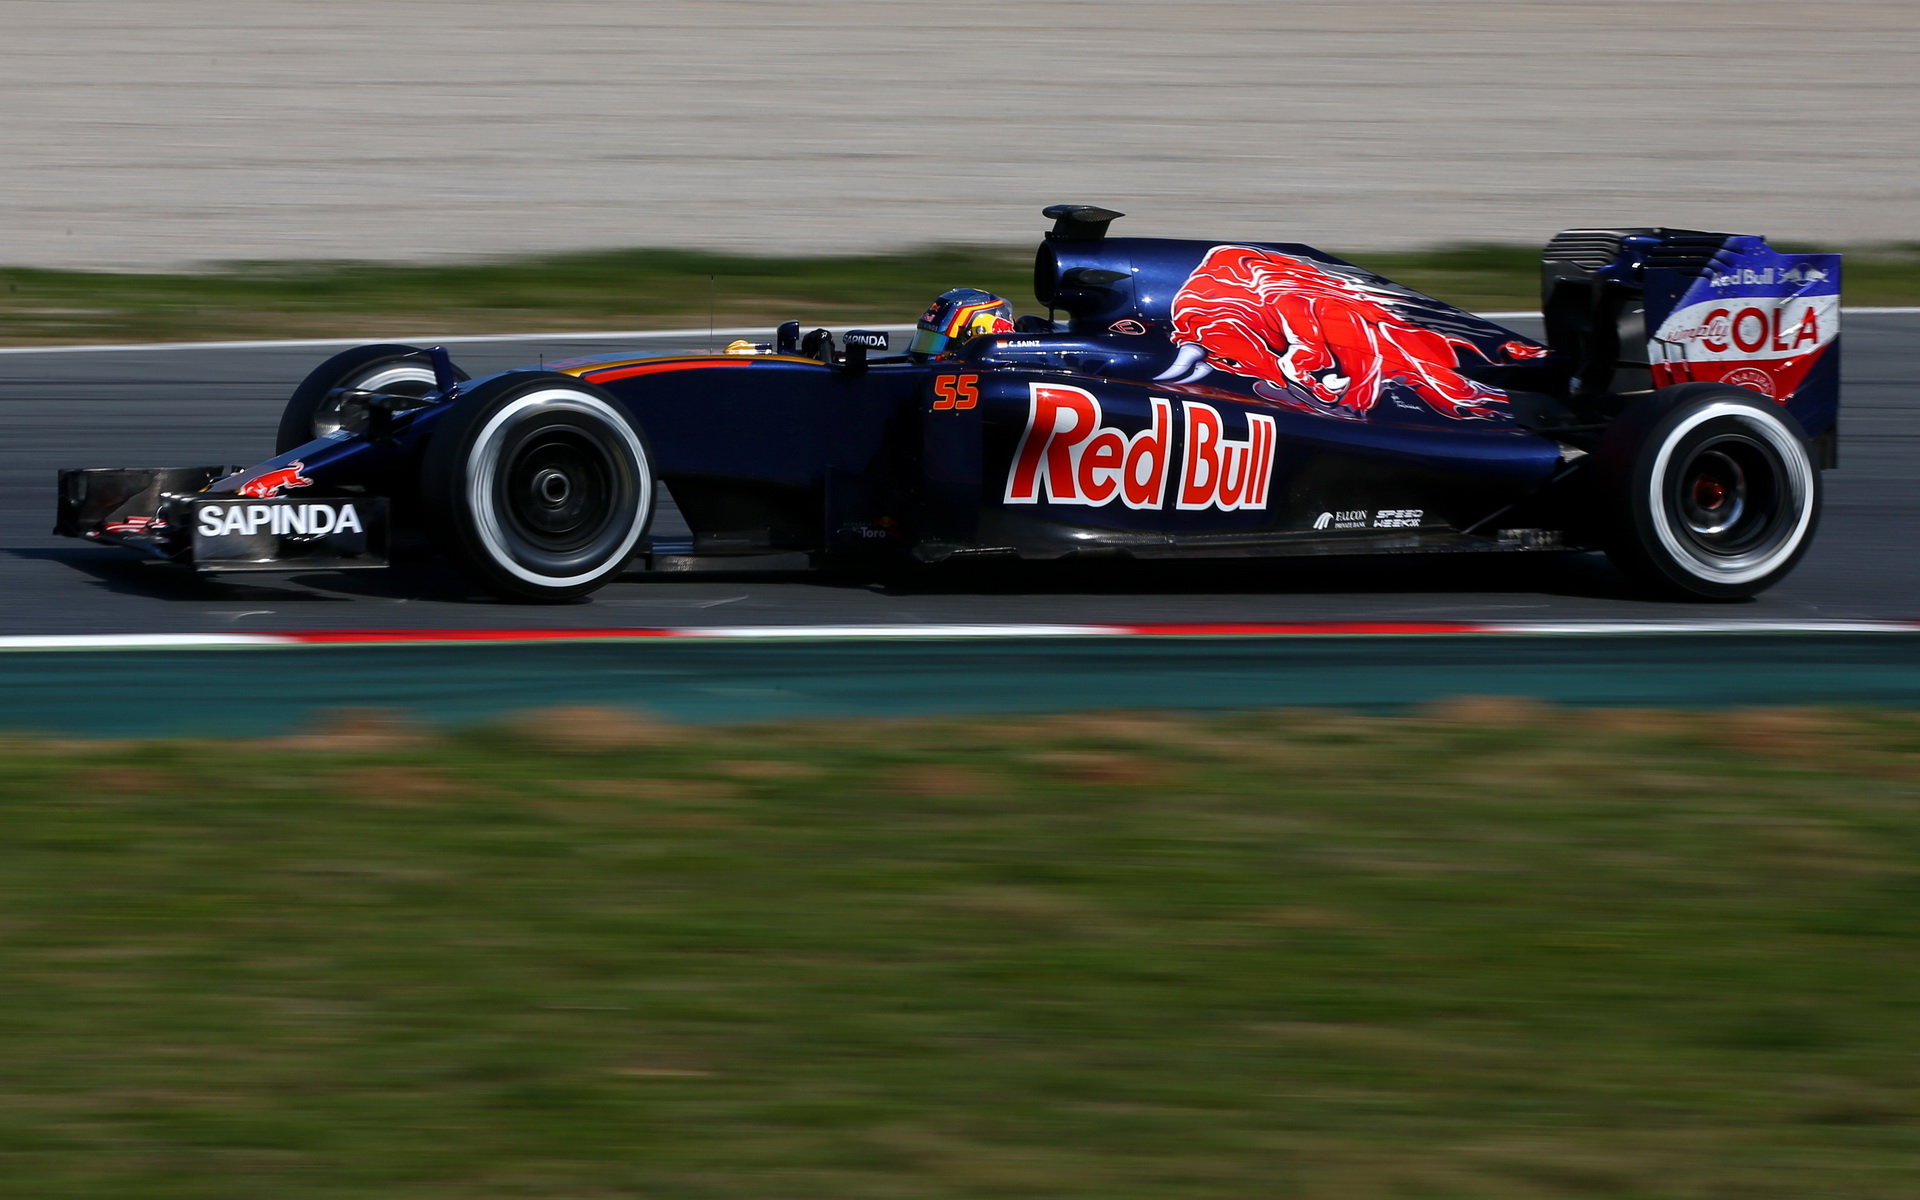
910, 288, 1015, 359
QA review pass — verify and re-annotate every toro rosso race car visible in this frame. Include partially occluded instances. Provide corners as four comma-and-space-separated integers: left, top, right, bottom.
55, 206, 1840, 602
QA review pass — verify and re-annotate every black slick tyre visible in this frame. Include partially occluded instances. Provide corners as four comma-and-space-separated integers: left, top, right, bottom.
1593, 384, 1820, 601
419, 373, 655, 603
277, 344, 467, 454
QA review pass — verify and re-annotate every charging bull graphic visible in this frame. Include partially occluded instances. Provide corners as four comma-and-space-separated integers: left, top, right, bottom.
1155, 245, 1530, 421
236, 461, 314, 499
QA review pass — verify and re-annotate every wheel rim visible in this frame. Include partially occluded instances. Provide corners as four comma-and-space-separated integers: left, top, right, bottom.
1649, 403, 1814, 584
1675, 444, 1760, 545
499, 426, 620, 555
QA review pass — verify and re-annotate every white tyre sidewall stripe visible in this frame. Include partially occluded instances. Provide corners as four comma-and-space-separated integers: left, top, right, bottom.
354, 364, 436, 390
1647, 401, 1815, 586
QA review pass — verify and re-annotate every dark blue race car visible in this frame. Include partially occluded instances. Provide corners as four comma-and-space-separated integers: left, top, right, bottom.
57, 205, 1841, 602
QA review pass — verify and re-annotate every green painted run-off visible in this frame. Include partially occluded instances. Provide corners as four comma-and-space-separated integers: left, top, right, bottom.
3, 633, 1918, 736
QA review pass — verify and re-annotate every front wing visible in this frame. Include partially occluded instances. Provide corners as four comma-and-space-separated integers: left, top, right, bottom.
55, 467, 389, 572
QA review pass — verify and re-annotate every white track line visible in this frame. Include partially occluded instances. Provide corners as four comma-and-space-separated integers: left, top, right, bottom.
0, 634, 289, 650
0, 325, 922, 356
2, 309, 1914, 356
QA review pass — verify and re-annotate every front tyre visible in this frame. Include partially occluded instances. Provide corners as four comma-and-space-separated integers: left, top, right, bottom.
1594, 384, 1820, 600
420, 373, 654, 603
277, 343, 468, 454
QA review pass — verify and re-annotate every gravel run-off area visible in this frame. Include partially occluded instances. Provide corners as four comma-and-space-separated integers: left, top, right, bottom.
2, 1, 1916, 269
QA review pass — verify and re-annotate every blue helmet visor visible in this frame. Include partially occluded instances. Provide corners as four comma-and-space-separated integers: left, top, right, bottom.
908, 327, 951, 358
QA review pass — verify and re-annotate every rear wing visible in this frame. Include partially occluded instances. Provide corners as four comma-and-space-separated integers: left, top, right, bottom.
1543, 229, 1841, 461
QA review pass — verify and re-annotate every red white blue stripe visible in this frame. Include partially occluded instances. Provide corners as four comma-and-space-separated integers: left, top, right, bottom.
1, 620, 1917, 651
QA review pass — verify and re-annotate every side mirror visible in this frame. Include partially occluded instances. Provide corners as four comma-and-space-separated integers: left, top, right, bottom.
801, 328, 836, 363
775, 320, 801, 355
427, 345, 462, 396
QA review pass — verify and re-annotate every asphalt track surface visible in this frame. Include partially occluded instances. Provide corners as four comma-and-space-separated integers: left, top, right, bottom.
1, 314, 1915, 638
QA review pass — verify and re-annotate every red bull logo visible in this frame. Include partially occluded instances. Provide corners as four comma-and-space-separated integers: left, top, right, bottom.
1004, 383, 1274, 512
1156, 245, 1514, 420
236, 461, 315, 499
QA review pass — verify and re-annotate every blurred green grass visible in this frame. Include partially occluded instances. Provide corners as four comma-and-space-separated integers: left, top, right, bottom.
3, 702, 1919, 1198
5, 243, 1918, 346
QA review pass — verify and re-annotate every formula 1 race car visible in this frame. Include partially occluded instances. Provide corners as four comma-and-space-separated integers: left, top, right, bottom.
56, 206, 1840, 602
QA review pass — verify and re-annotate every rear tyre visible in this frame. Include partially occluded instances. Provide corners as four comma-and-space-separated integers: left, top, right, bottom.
1593, 384, 1819, 600
276, 344, 467, 454
420, 373, 654, 603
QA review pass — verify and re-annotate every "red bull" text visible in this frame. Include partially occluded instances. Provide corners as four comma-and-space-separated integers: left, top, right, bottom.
1004, 383, 1274, 513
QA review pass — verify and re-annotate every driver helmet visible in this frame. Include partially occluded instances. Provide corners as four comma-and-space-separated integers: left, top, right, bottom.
910, 288, 1014, 358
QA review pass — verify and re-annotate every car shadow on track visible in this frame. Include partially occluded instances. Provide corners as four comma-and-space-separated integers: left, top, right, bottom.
593, 550, 1665, 606
9, 547, 478, 605
860, 551, 1648, 603
13, 545, 1695, 610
